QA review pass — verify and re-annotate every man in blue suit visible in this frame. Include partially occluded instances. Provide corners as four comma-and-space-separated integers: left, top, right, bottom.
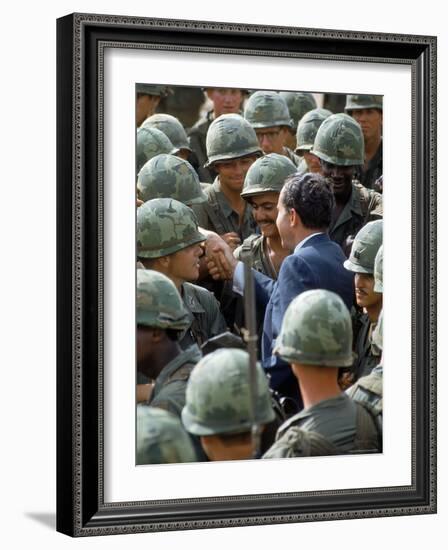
208, 172, 354, 410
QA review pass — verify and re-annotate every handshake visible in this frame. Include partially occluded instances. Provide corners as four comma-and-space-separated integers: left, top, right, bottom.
201, 230, 239, 281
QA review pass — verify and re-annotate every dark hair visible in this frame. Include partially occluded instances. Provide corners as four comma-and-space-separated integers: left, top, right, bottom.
281, 172, 334, 229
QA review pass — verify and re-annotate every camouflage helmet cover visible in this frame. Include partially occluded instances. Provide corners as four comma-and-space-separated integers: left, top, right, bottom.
182, 348, 275, 436
137, 406, 197, 464
136, 269, 190, 330
240, 153, 297, 199
137, 154, 207, 205
295, 108, 333, 153
374, 244, 383, 293
279, 91, 317, 130
244, 90, 293, 129
141, 113, 191, 153
274, 289, 354, 367
137, 198, 206, 259
344, 220, 383, 274
136, 84, 171, 97
205, 113, 262, 167
136, 126, 175, 173
312, 113, 365, 166
345, 94, 383, 112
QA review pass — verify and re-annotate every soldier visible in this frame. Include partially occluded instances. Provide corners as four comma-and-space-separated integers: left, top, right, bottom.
347, 245, 384, 417
136, 84, 170, 128
136, 268, 199, 416
136, 126, 175, 174
345, 94, 383, 189
188, 87, 246, 183
344, 220, 383, 380
192, 113, 263, 249
141, 113, 192, 161
137, 154, 207, 206
182, 348, 276, 460
263, 289, 380, 458
235, 153, 297, 279
279, 91, 317, 151
244, 90, 302, 167
137, 406, 197, 464
295, 108, 332, 173
311, 113, 383, 254
137, 198, 227, 350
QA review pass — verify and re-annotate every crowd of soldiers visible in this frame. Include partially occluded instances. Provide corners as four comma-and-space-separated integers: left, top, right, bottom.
135, 84, 384, 464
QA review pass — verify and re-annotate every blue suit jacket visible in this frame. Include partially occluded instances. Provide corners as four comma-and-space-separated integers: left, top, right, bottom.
253, 233, 354, 406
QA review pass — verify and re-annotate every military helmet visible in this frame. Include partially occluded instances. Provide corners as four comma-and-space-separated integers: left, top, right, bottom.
141, 113, 191, 154
274, 289, 353, 367
344, 220, 383, 274
279, 92, 317, 131
137, 406, 197, 464
244, 91, 293, 129
312, 113, 365, 166
345, 94, 383, 112
182, 348, 275, 436
137, 154, 207, 205
374, 244, 383, 292
205, 113, 262, 167
295, 108, 333, 153
240, 153, 297, 199
137, 198, 206, 259
136, 126, 175, 173
136, 269, 190, 330
136, 84, 171, 97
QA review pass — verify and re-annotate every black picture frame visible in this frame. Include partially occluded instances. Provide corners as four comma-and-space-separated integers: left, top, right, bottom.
56, 12, 437, 537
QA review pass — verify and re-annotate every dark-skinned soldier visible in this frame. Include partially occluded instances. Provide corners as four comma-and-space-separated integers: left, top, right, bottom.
311, 113, 383, 256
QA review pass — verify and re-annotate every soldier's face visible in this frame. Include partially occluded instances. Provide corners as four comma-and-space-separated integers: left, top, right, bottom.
303, 151, 322, 173
136, 326, 158, 377
167, 242, 203, 283
349, 108, 382, 142
255, 126, 289, 155
354, 273, 382, 310
249, 192, 280, 238
215, 156, 257, 193
207, 88, 244, 117
320, 160, 354, 199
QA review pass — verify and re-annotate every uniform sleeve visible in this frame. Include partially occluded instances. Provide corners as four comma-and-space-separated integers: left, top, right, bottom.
367, 190, 383, 220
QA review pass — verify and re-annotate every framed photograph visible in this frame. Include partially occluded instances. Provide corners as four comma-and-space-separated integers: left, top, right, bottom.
56, 13, 436, 536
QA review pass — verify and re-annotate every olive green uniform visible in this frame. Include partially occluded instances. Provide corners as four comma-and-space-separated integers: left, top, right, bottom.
180, 282, 228, 349
263, 393, 380, 458
192, 177, 258, 240
234, 234, 279, 280
329, 182, 383, 248
148, 344, 202, 416
352, 313, 381, 380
